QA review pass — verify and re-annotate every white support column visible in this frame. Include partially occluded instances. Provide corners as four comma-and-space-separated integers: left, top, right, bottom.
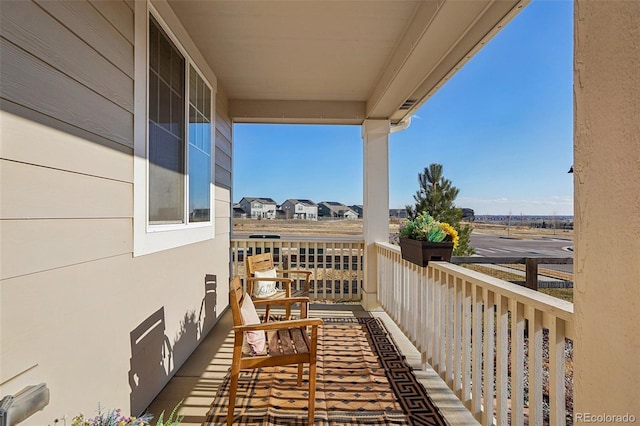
361, 119, 390, 310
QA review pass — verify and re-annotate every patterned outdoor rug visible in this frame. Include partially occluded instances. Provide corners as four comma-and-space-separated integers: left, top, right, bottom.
204, 317, 446, 425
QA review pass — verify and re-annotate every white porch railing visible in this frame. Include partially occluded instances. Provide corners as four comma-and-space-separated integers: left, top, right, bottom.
376, 242, 574, 426
231, 238, 364, 301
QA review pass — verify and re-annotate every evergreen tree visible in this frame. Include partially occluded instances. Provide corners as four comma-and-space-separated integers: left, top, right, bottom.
405, 163, 475, 256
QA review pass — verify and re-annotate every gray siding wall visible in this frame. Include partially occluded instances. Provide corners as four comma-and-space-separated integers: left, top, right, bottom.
1, 0, 134, 148
215, 86, 233, 241
0, 1, 231, 422
215, 89, 233, 191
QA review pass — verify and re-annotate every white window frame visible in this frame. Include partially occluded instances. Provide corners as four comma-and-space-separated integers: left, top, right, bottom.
133, 1, 216, 256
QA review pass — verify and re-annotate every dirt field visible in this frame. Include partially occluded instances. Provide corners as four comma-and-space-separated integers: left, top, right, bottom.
233, 218, 573, 241
233, 218, 369, 237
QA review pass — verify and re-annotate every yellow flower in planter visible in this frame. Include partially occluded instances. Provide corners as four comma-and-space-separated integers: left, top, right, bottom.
440, 223, 459, 248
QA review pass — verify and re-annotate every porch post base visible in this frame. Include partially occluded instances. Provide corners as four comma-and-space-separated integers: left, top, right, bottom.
360, 288, 379, 310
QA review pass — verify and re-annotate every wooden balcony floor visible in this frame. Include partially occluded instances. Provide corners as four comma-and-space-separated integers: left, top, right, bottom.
146, 304, 478, 425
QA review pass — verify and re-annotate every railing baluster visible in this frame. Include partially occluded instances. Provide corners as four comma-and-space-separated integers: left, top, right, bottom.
482, 288, 495, 426
432, 270, 441, 373
411, 265, 418, 345
403, 262, 408, 325
445, 274, 455, 387
419, 270, 427, 357
528, 306, 544, 426
439, 270, 448, 381
471, 284, 483, 420
427, 268, 437, 368
549, 316, 567, 426
462, 281, 472, 408
453, 277, 463, 398
325, 242, 329, 298
510, 299, 525, 425
495, 295, 509, 425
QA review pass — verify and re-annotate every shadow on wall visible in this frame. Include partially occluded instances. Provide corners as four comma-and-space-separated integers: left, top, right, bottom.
172, 311, 197, 369
198, 274, 218, 337
128, 275, 217, 415
128, 307, 172, 415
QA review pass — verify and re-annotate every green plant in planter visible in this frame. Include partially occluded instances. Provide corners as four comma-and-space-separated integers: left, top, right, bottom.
153, 401, 184, 426
69, 400, 183, 426
399, 211, 459, 248
70, 408, 152, 426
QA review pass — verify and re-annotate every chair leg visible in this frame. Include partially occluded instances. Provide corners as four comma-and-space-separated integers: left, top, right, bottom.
227, 366, 240, 426
308, 360, 317, 425
297, 363, 304, 386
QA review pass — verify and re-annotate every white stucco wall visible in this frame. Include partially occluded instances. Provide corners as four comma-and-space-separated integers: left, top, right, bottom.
574, 0, 640, 418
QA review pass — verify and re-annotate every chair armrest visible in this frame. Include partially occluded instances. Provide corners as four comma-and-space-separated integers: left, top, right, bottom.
253, 296, 310, 319
276, 269, 312, 277
233, 318, 323, 333
247, 277, 292, 297
247, 277, 292, 283
252, 297, 310, 307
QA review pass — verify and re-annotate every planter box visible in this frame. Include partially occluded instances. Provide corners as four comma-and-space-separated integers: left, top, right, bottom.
399, 238, 454, 267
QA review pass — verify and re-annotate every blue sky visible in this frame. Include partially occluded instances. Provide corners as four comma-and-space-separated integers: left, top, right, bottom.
233, 0, 574, 216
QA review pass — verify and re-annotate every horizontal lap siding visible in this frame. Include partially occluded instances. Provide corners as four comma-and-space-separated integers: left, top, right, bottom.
33, 0, 134, 78
1, 219, 132, 280
215, 94, 233, 190
0, 109, 133, 181
209, 90, 232, 353
1, 2, 231, 421
0, 160, 132, 220
1, 1, 134, 146
0, 0, 134, 280
215, 93, 232, 241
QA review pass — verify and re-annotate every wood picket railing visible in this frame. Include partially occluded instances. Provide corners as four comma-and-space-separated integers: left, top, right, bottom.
376, 242, 574, 426
231, 237, 364, 301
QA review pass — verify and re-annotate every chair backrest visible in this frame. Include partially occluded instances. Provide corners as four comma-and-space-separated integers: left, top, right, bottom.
229, 276, 246, 327
246, 252, 275, 276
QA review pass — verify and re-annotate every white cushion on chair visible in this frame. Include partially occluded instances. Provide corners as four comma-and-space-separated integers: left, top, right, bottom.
253, 268, 279, 297
240, 294, 266, 355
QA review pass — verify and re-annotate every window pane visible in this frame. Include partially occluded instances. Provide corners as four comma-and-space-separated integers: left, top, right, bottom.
188, 143, 210, 222
171, 90, 183, 137
149, 72, 158, 123
149, 17, 185, 224
204, 81, 211, 118
188, 65, 211, 223
158, 31, 172, 84
189, 66, 197, 103
172, 48, 184, 93
149, 21, 158, 71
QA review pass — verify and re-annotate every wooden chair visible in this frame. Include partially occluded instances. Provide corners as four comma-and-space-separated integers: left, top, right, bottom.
227, 276, 322, 426
246, 252, 312, 320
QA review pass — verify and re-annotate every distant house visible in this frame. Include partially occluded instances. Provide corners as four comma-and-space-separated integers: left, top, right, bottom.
275, 206, 287, 219
389, 208, 407, 219
461, 208, 475, 221
233, 203, 246, 218
239, 197, 277, 219
281, 199, 318, 220
349, 205, 363, 218
318, 201, 358, 219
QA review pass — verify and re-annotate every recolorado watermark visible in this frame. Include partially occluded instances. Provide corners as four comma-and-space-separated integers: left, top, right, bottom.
575, 413, 637, 423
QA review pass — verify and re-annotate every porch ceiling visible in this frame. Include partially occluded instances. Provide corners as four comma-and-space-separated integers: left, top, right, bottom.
167, 0, 528, 125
